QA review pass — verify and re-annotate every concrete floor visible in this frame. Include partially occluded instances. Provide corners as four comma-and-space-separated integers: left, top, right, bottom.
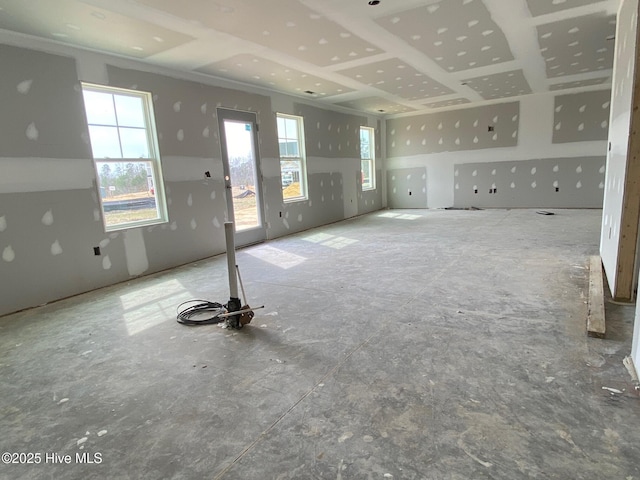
1, 208, 639, 480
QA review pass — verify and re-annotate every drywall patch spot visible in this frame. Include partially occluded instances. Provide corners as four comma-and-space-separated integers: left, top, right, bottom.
283, 218, 290, 229
124, 230, 148, 276
51, 240, 63, 256
510, 182, 516, 188
599, 182, 604, 189
201, 103, 207, 114
171, 221, 178, 230
187, 194, 193, 206
173, 101, 182, 112
472, 170, 478, 177
576, 165, 582, 173
297, 214, 303, 222
531, 167, 537, 175
553, 165, 559, 173
0, 216, 6, 232
2, 245, 15, 262
26, 122, 39, 140
599, 165, 605, 174
190, 219, 197, 230
102, 255, 112, 270
203, 126, 210, 138
177, 129, 185, 141
531, 181, 537, 188
576, 181, 582, 188
17, 79, 33, 94
42, 210, 54, 226
93, 209, 101, 221
511, 166, 517, 173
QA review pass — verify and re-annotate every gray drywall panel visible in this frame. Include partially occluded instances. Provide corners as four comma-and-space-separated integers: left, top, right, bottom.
526, 0, 605, 17
454, 157, 606, 208
600, 0, 637, 295
537, 13, 615, 78
358, 169, 384, 215
0, 189, 122, 316
553, 90, 611, 143
387, 102, 519, 157
0, 179, 232, 316
462, 70, 532, 100
143, 179, 228, 271
387, 168, 428, 209
0, 44, 90, 159
375, 0, 514, 73
273, 172, 345, 237
294, 103, 365, 159
106, 65, 278, 160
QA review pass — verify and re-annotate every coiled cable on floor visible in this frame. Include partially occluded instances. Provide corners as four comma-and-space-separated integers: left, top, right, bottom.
176, 299, 227, 325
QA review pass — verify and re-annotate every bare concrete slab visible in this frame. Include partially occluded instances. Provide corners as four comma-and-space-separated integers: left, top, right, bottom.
0, 209, 638, 480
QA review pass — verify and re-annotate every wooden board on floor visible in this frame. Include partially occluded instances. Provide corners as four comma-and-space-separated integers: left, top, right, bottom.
587, 255, 606, 338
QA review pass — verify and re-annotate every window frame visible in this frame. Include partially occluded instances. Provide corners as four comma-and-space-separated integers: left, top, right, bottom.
81, 82, 168, 232
276, 113, 308, 203
360, 126, 376, 191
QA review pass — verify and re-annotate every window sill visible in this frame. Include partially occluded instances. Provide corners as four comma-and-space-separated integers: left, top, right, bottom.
283, 196, 309, 204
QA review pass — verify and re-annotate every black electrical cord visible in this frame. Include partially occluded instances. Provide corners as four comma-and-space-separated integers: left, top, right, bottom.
176, 299, 227, 325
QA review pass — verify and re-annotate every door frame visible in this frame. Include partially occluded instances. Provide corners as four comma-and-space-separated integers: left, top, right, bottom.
217, 108, 266, 247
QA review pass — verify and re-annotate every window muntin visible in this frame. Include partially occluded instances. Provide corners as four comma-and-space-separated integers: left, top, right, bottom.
277, 114, 308, 202
82, 84, 167, 231
360, 126, 375, 191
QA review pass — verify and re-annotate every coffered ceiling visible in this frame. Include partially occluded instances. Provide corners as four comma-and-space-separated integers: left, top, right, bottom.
0, 0, 620, 116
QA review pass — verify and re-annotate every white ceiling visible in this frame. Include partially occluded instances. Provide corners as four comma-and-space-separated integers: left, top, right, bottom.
0, 0, 620, 117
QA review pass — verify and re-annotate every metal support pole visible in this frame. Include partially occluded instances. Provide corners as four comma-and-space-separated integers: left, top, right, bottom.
224, 222, 242, 328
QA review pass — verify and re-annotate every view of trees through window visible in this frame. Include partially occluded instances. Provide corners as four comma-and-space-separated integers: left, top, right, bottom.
82, 84, 166, 231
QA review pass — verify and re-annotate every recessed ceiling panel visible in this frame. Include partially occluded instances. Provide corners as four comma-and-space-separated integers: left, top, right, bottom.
197, 55, 354, 98
425, 98, 471, 109
526, 0, 606, 17
138, 0, 382, 66
537, 13, 615, 78
375, 0, 514, 72
0, 0, 194, 58
549, 77, 610, 90
337, 58, 454, 101
333, 97, 416, 115
462, 70, 532, 100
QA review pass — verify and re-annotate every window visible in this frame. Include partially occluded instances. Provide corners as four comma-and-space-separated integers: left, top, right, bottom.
82, 83, 167, 231
277, 113, 308, 202
360, 126, 375, 191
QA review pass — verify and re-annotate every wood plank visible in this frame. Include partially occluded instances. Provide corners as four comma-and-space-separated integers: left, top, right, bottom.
587, 255, 606, 338
613, 0, 640, 301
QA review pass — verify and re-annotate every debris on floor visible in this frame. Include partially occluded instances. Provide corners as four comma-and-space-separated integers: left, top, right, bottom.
602, 386, 624, 395
536, 210, 555, 215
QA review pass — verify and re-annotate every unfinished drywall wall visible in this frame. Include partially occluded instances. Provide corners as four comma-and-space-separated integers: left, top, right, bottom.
265, 103, 383, 237
0, 38, 385, 317
552, 90, 611, 144
386, 91, 609, 209
600, 0, 639, 301
0, 45, 111, 315
387, 168, 428, 208
454, 157, 605, 208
